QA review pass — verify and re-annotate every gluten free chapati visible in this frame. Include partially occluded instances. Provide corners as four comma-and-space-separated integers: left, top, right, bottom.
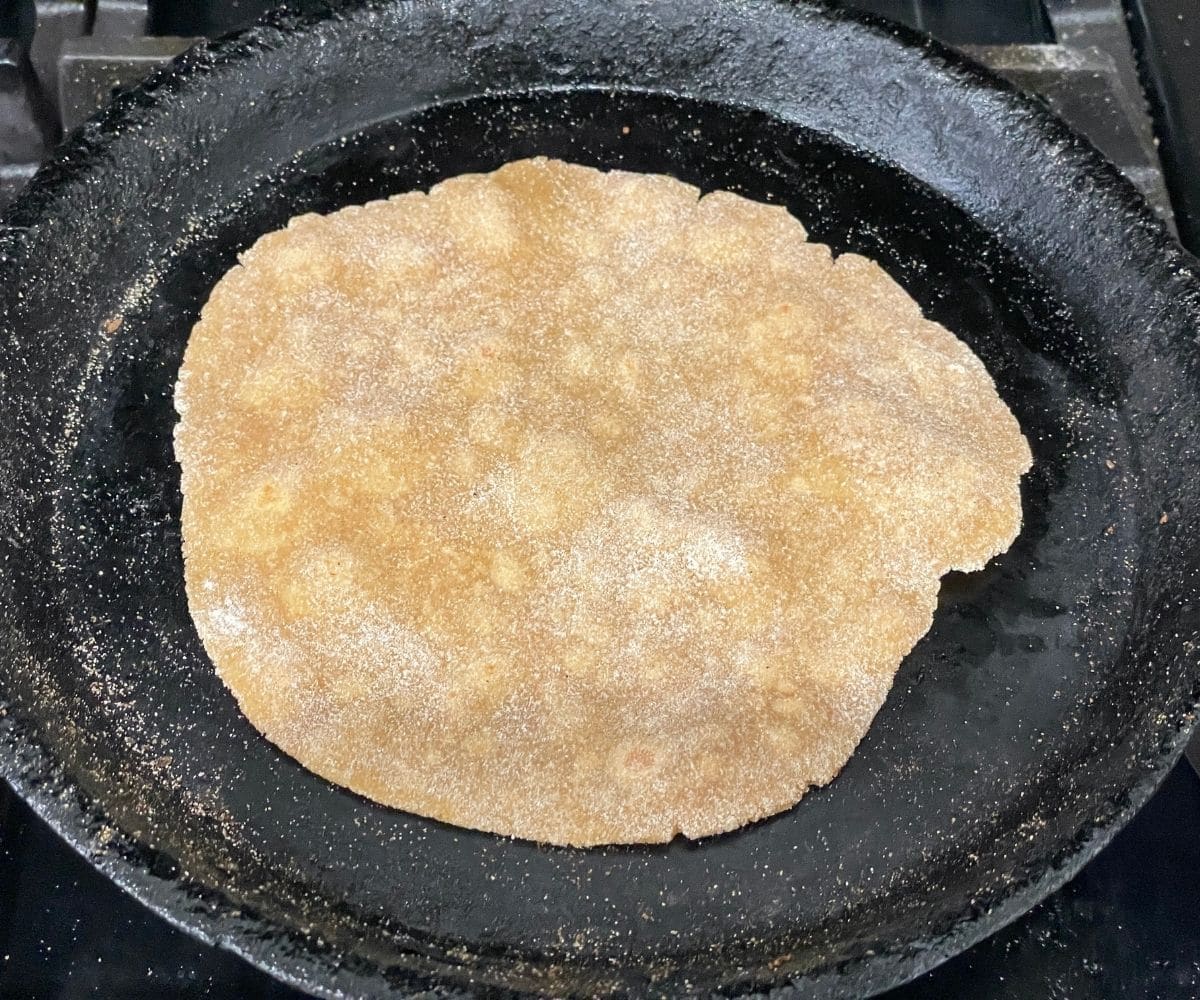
174, 157, 1031, 847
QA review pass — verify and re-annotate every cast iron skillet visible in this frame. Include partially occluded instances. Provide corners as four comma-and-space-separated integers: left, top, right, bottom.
1, 0, 1199, 996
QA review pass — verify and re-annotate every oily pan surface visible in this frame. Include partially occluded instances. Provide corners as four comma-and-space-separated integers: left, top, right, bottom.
174, 157, 1031, 847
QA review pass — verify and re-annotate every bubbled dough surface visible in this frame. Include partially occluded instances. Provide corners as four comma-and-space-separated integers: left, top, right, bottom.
175, 157, 1031, 847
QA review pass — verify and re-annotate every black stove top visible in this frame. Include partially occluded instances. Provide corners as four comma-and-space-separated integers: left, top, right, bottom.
2, 1, 1199, 997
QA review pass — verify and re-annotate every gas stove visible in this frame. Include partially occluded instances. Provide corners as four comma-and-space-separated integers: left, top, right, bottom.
2, 2, 1199, 998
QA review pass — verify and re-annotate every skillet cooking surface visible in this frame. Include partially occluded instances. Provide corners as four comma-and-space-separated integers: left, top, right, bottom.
1, 1, 1199, 997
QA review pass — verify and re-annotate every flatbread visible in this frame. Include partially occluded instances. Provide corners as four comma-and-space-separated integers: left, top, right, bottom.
175, 157, 1031, 847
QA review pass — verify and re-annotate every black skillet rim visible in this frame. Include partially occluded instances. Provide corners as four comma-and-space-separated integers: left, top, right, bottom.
1, 0, 1200, 997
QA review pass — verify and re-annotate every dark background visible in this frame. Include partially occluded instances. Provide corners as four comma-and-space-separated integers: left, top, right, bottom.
2, 0, 1199, 997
